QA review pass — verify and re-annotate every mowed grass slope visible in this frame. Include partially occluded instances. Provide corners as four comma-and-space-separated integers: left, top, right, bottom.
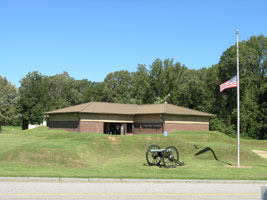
0, 127, 266, 179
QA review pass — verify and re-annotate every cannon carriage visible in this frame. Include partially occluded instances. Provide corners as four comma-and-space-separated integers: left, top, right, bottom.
146, 145, 184, 168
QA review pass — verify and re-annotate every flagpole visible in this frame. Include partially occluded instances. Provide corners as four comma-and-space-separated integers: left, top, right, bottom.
236, 29, 240, 167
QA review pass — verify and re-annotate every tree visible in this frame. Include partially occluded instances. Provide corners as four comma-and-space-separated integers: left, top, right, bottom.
46, 71, 82, 110
216, 35, 267, 139
18, 71, 49, 129
75, 79, 104, 103
102, 70, 133, 103
149, 59, 165, 102
131, 64, 151, 104
0, 76, 19, 127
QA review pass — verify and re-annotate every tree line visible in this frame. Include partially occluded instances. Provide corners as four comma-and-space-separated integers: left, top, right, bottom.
0, 35, 266, 139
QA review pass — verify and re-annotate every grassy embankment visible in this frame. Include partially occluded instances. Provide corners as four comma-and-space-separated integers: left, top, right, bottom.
0, 126, 266, 179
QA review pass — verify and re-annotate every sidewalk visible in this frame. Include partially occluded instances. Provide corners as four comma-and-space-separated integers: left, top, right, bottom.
0, 177, 267, 184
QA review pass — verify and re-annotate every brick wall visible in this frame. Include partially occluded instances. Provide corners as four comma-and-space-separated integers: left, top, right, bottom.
165, 123, 209, 132
79, 121, 104, 133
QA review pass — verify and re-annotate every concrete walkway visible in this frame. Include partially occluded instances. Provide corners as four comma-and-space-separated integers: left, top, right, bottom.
0, 177, 267, 184
252, 150, 267, 159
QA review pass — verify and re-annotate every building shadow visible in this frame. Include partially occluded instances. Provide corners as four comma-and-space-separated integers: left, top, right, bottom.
195, 146, 232, 166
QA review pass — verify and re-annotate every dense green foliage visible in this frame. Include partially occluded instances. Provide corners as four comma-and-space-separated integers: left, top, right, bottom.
0, 127, 266, 179
19, 71, 49, 129
216, 35, 267, 139
1, 35, 266, 139
0, 76, 20, 126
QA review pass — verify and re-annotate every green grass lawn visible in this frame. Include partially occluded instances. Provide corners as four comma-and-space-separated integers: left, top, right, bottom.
0, 127, 266, 180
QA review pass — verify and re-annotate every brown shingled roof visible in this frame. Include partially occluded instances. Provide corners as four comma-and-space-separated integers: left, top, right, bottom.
45, 102, 215, 117
45, 102, 138, 115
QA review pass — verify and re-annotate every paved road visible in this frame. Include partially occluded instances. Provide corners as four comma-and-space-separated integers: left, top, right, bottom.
0, 179, 265, 200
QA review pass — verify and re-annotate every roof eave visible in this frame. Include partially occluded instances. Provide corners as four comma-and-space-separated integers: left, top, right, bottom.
165, 113, 215, 117
45, 111, 79, 115
135, 112, 163, 115
79, 111, 135, 115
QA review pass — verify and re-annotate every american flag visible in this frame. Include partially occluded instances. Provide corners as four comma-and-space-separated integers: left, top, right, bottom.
220, 76, 237, 92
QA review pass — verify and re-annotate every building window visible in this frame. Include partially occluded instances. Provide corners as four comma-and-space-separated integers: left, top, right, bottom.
49, 121, 79, 128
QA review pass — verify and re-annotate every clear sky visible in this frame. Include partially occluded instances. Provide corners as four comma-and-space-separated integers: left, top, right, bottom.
0, 0, 266, 87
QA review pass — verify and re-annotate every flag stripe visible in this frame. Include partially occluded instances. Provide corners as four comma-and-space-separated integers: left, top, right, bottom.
220, 76, 237, 92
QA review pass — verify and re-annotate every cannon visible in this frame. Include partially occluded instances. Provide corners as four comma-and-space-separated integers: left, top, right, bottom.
146, 145, 184, 168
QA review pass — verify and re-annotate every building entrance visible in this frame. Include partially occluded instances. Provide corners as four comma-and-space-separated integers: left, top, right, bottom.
104, 123, 121, 135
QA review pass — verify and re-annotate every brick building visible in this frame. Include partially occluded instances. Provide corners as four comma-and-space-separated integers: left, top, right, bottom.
45, 102, 214, 135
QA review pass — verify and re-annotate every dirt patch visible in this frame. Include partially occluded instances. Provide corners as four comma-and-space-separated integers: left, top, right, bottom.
146, 137, 152, 141
225, 165, 253, 168
252, 150, 267, 159
93, 142, 99, 147
108, 136, 121, 144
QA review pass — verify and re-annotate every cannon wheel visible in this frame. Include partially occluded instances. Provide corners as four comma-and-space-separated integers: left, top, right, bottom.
162, 146, 179, 168
146, 144, 161, 166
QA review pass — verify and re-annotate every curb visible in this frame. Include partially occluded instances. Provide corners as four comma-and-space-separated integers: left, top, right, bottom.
0, 177, 267, 184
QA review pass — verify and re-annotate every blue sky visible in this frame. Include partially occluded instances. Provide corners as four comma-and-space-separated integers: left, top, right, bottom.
0, 0, 266, 87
